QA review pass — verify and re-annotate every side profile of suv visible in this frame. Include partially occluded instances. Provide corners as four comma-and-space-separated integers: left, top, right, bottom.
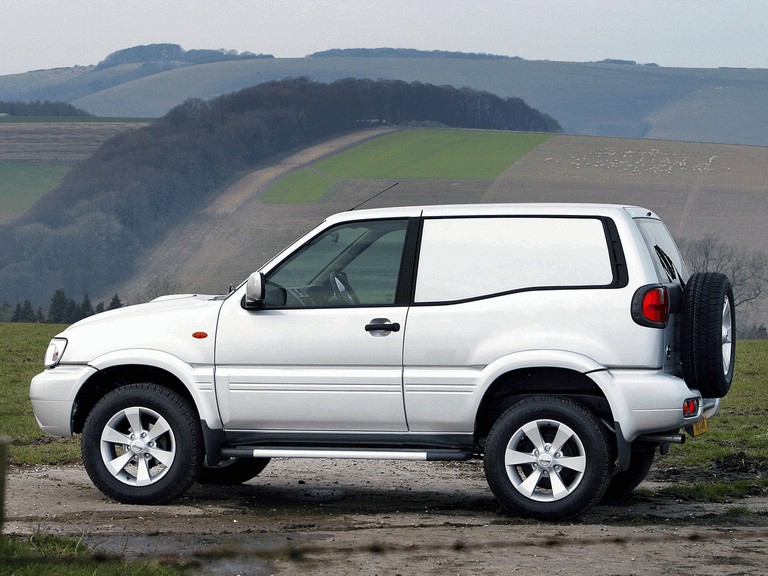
31, 203, 735, 519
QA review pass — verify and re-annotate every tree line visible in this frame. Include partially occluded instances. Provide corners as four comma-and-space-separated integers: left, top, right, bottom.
3, 290, 122, 324
0, 77, 561, 310
309, 48, 521, 60
96, 43, 272, 70
0, 100, 91, 117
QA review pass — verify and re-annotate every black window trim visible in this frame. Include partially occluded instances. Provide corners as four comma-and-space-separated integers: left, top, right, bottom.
262, 216, 420, 310
410, 214, 629, 307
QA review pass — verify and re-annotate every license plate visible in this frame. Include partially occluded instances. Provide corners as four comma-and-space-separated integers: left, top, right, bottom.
691, 416, 709, 437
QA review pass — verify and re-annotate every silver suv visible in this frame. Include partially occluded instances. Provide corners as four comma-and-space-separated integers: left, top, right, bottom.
31, 203, 735, 519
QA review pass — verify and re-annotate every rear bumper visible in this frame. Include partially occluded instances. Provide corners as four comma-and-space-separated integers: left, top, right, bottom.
591, 369, 705, 442
30, 364, 97, 436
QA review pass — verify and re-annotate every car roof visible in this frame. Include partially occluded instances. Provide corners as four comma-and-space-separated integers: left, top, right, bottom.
325, 203, 657, 223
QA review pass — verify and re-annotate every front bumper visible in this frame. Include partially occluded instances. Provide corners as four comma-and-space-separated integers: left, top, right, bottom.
30, 364, 97, 436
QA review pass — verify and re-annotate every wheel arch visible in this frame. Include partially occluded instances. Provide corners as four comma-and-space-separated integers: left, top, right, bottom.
474, 366, 615, 448
73, 364, 193, 433
72, 350, 223, 461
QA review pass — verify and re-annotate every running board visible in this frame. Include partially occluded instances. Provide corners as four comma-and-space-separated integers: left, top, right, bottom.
220, 447, 474, 461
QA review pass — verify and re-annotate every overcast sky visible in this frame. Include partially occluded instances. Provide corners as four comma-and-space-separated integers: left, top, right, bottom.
1, 0, 766, 76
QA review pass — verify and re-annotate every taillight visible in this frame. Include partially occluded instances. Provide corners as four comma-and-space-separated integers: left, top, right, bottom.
683, 398, 699, 418
631, 284, 670, 328
642, 286, 669, 323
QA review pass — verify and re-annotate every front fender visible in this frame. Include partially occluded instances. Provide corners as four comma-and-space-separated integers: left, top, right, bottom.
88, 349, 222, 430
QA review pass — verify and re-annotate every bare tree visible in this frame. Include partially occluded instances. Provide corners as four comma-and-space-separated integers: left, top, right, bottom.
678, 235, 767, 310
135, 276, 182, 304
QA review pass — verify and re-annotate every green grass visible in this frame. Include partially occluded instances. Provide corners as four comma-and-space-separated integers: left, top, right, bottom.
261, 168, 338, 204
2, 323, 766, 480
0, 534, 187, 575
657, 340, 768, 470
314, 129, 552, 180
261, 129, 553, 204
0, 161, 72, 222
657, 480, 768, 502
0, 323, 79, 465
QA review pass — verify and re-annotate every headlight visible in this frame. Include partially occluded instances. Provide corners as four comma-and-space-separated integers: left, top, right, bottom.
44, 338, 67, 368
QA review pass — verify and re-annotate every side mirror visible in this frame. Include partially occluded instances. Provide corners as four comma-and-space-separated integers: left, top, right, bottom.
243, 272, 265, 310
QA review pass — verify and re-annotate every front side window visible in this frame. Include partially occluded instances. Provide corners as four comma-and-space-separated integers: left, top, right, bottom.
415, 217, 615, 303
265, 219, 409, 307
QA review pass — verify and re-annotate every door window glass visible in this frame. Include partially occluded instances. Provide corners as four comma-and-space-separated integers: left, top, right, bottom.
265, 219, 409, 307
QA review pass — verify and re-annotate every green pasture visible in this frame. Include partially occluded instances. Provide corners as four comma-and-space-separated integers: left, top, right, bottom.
315, 129, 552, 180
261, 168, 338, 204
262, 129, 552, 204
1, 323, 765, 572
2, 322, 766, 492
0, 161, 72, 223
0, 534, 186, 576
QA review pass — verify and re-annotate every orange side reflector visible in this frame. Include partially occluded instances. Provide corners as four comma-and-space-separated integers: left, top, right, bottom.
192, 332, 208, 339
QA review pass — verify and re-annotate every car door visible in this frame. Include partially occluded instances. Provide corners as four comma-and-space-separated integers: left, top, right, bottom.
215, 217, 416, 432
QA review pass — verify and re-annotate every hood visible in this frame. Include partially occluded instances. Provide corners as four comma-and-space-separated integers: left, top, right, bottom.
58, 293, 226, 365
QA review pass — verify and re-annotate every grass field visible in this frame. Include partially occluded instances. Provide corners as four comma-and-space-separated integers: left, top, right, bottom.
261, 129, 553, 205
314, 129, 552, 180
0, 161, 72, 223
1, 323, 765, 573
261, 168, 338, 204
2, 322, 766, 487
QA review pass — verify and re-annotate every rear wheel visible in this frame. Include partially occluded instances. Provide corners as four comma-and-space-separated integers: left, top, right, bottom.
602, 446, 656, 501
198, 457, 270, 485
82, 383, 203, 504
484, 396, 611, 520
681, 272, 735, 398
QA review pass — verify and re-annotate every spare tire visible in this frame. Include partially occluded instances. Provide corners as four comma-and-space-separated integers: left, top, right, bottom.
681, 272, 735, 398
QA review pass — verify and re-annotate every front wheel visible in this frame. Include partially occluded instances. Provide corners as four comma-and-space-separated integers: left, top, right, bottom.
81, 383, 203, 504
484, 396, 611, 520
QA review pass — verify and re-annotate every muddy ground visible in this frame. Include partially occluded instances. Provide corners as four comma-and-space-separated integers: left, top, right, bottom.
4, 460, 768, 575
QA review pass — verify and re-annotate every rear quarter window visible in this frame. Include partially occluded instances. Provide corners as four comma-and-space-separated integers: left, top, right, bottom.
415, 217, 616, 303
634, 218, 689, 283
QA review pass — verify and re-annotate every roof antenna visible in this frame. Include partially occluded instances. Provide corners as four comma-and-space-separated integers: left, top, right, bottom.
348, 182, 398, 211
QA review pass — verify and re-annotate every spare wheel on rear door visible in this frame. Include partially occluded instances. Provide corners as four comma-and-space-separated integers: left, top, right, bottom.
681, 272, 735, 398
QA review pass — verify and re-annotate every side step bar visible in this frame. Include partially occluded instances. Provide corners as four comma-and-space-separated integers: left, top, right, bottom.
220, 447, 474, 462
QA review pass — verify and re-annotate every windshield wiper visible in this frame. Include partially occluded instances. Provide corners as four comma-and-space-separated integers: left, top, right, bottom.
654, 245, 686, 289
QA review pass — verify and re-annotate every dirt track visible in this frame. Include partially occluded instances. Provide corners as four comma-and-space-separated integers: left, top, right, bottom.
5, 460, 768, 575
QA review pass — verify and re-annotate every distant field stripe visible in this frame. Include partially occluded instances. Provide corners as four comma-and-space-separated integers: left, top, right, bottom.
0, 161, 72, 223
262, 168, 338, 204
314, 129, 553, 180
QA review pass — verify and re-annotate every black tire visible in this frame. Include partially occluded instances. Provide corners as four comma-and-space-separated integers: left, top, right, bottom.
197, 457, 270, 486
681, 272, 735, 398
484, 396, 612, 520
602, 446, 656, 501
81, 383, 203, 504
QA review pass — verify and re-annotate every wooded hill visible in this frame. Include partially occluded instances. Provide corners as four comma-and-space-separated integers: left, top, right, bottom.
0, 78, 559, 308
1, 44, 766, 145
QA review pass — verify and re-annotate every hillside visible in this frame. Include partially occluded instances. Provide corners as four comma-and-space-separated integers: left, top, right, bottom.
1, 46, 767, 145
110, 129, 768, 325
0, 79, 557, 310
